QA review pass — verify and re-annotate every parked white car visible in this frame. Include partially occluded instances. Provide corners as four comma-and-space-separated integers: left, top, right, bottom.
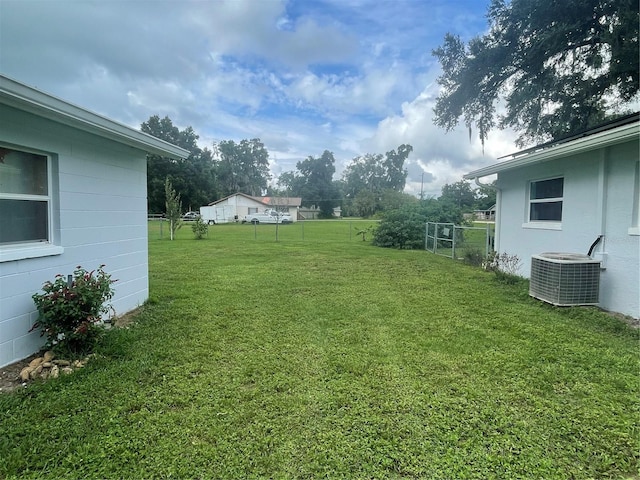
181, 211, 200, 221
242, 209, 292, 224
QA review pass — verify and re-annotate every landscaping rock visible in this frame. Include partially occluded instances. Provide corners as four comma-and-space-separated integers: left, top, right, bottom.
20, 366, 34, 381
6, 354, 97, 388
1, 350, 108, 393
29, 357, 43, 368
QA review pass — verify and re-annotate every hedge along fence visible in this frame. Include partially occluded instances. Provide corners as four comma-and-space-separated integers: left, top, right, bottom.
425, 222, 494, 262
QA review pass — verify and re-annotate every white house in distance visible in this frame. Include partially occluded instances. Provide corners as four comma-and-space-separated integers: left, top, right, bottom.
0, 75, 189, 368
203, 193, 302, 222
465, 114, 639, 319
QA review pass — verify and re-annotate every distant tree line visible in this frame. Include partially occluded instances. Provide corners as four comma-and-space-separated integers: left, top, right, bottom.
143, 114, 495, 219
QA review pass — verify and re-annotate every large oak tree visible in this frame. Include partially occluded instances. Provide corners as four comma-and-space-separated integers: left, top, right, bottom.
214, 139, 271, 197
433, 0, 639, 147
342, 144, 413, 198
142, 115, 216, 213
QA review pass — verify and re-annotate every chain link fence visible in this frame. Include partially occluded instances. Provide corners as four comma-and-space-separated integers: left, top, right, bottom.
148, 219, 380, 243
425, 222, 494, 262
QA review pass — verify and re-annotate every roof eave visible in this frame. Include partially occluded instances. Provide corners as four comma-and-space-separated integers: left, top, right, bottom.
0, 75, 190, 159
464, 122, 639, 180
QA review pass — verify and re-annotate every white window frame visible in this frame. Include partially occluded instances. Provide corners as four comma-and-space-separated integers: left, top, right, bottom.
0, 144, 63, 262
523, 176, 564, 231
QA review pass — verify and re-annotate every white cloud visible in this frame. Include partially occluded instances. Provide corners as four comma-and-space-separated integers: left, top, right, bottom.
365, 84, 518, 197
0, 0, 508, 201
186, 0, 358, 69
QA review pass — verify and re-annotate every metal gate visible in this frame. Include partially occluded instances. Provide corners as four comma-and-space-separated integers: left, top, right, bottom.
425, 222, 493, 260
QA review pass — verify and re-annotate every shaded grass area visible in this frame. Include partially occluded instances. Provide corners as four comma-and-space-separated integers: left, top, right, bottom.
1, 222, 638, 478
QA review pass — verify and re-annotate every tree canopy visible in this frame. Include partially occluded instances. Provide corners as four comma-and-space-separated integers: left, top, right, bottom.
295, 150, 338, 217
439, 180, 476, 210
214, 139, 271, 197
437, 180, 497, 212
339, 144, 413, 217
142, 115, 216, 213
342, 144, 413, 198
433, 0, 639, 147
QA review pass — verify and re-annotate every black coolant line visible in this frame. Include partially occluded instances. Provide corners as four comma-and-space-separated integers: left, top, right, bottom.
587, 235, 604, 257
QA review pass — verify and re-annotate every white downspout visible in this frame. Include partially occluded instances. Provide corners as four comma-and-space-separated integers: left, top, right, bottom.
473, 176, 501, 253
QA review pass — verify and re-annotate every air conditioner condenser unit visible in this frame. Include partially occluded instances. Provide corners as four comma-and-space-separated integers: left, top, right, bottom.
529, 253, 601, 306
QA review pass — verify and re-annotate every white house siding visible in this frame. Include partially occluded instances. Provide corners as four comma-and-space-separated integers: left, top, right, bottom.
495, 139, 639, 318
211, 194, 263, 219
599, 141, 639, 317
233, 195, 266, 217
209, 194, 299, 221
0, 104, 149, 367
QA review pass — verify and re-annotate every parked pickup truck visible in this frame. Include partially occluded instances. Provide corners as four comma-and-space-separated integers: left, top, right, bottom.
242, 209, 292, 224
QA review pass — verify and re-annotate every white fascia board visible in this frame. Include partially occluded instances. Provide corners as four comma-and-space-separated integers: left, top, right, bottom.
464, 122, 639, 180
0, 75, 190, 159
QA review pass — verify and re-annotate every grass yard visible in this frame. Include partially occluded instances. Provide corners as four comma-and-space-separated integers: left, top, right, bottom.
1, 221, 638, 479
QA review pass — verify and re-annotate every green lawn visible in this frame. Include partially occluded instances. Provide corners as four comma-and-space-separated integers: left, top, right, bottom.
1, 221, 638, 479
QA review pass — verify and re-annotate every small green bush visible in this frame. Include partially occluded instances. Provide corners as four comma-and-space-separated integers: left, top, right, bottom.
32, 265, 116, 354
372, 200, 463, 249
192, 217, 208, 239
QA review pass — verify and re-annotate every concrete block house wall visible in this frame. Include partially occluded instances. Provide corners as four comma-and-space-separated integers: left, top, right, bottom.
465, 116, 639, 318
0, 76, 187, 368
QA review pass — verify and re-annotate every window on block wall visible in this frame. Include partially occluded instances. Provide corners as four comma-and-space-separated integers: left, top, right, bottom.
0, 146, 52, 245
0, 145, 62, 262
528, 177, 564, 222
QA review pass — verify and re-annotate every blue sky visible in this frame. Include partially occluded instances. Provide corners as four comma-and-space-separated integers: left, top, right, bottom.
0, 0, 517, 198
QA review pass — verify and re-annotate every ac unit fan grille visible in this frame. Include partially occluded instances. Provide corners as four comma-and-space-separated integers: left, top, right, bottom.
529, 254, 600, 306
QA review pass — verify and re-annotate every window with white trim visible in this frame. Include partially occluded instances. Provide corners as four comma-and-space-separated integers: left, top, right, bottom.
0, 146, 51, 245
528, 177, 563, 222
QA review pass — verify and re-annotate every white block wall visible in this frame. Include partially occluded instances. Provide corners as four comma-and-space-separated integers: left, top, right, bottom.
495, 139, 639, 318
0, 105, 150, 367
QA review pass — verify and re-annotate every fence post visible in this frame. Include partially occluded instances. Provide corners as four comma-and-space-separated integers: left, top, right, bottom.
485, 223, 490, 258
452, 226, 456, 259
434, 223, 438, 253
424, 223, 428, 250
